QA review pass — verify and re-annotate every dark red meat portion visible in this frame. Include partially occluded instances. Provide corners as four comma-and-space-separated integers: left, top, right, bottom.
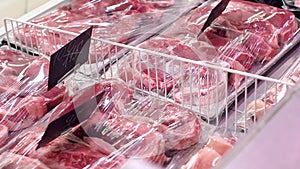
83, 115, 169, 165
20, 57, 50, 96
40, 86, 68, 110
0, 49, 68, 134
128, 97, 202, 150
0, 124, 8, 147
0, 96, 47, 131
0, 152, 49, 169
15, 0, 166, 62
48, 78, 133, 122
31, 136, 113, 169
0, 75, 20, 98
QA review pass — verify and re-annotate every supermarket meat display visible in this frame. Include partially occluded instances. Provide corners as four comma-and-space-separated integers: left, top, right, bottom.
0, 49, 68, 147
0, 78, 203, 168
119, 0, 298, 109
14, 0, 185, 63
1, 0, 300, 168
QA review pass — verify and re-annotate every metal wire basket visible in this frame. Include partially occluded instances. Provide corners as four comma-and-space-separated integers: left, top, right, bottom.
2, 18, 295, 133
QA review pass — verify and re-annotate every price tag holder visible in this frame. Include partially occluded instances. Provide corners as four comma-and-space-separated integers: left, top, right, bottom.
48, 26, 93, 91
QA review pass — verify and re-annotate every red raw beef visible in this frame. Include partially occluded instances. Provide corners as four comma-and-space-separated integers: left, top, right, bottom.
199, 30, 231, 49
70, 0, 157, 16
0, 50, 36, 75
145, 0, 175, 8
7, 125, 124, 169
229, 0, 298, 44
0, 124, 8, 147
20, 57, 50, 94
40, 86, 68, 110
31, 136, 116, 169
83, 137, 117, 155
0, 152, 49, 169
242, 33, 278, 62
0, 75, 20, 97
220, 45, 256, 71
83, 115, 169, 166
48, 78, 133, 122
173, 65, 227, 106
133, 36, 203, 61
0, 64, 18, 76
9, 126, 45, 156
0, 96, 47, 131
119, 36, 214, 95
185, 5, 214, 28
127, 97, 202, 150
220, 56, 246, 87
238, 20, 279, 49
214, 14, 280, 49
30, 8, 85, 27
16, 11, 163, 63
265, 11, 298, 44
88, 156, 125, 169
139, 68, 174, 94
15, 26, 69, 56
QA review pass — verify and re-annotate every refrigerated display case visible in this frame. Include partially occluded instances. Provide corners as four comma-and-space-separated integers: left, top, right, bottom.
0, 0, 300, 168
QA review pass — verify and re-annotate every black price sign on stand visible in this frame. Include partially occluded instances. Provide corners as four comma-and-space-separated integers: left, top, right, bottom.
48, 26, 93, 91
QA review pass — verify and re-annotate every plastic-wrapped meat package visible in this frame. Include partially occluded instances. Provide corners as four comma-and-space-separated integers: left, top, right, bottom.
0, 78, 204, 168
118, 0, 298, 115
168, 0, 297, 74
0, 48, 68, 148
15, 12, 147, 63
13, 0, 193, 63
118, 36, 226, 99
181, 130, 237, 169
69, 0, 165, 16
236, 61, 300, 130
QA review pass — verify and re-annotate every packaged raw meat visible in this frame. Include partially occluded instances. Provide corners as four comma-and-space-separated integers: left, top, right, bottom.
180, 129, 237, 169
0, 78, 208, 169
12, 0, 200, 63
0, 48, 68, 148
236, 57, 300, 131
118, 0, 299, 119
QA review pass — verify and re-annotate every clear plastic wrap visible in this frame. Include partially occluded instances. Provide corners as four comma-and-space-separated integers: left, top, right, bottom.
179, 128, 239, 169
0, 47, 68, 148
12, 0, 201, 63
0, 78, 217, 169
118, 0, 299, 118
236, 58, 300, 131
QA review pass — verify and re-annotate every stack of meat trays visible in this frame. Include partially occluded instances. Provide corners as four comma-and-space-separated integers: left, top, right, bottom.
235, 55, 300, 131
115, 0, 300, 121
0, 46, 68, 150
3, 0, 204, 77
0, 78, 221, 169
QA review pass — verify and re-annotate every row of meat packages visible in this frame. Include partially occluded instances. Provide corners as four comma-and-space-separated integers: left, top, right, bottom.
12, 0, 200, 64
116, 0, 299, 119
0, 77, 239, 169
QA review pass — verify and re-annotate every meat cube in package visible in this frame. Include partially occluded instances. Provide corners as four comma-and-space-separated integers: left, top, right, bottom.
118, 0, 299, 118
0, 78, 207, 169
0, 48, 68, 148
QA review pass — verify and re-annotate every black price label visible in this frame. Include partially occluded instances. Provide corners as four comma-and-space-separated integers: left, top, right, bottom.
48, 26, 93, 90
